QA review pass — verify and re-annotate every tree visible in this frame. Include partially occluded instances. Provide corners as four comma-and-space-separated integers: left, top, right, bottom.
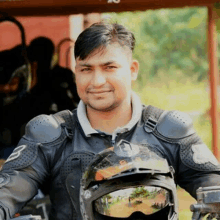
130, 186, 149, 199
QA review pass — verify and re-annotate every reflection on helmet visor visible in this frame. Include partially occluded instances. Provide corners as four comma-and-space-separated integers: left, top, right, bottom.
94, 186, 170, 218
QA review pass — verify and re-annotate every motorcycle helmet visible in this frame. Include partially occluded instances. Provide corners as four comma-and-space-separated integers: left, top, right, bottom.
80, 140, 178, 220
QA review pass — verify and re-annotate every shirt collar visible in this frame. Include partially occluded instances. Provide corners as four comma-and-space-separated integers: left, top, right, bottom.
77, 92, 143, 137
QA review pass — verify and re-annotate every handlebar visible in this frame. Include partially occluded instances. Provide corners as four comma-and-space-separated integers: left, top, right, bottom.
190, 186, 220, 220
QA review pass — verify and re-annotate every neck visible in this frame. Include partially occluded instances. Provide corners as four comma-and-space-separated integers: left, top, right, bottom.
87, 100, 132, 134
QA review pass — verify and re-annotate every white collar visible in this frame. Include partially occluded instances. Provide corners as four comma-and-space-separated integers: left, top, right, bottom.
77, 92, 143, 137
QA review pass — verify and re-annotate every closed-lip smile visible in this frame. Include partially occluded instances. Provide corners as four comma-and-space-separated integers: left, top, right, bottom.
88, 90, 112, 94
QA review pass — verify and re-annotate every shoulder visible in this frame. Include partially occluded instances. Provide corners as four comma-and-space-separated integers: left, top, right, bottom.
23, 109, 75, 143
2, 110, 75, 169
157, 110, 195, 139
143, 105, 195, 139
23, 113, 63, 143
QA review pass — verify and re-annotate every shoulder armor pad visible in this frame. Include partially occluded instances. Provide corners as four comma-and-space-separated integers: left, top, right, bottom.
24, 114, 62, 143
157, 110, 195, 139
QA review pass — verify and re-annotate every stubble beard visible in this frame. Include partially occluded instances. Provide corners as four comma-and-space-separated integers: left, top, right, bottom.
86, 98, 121, 113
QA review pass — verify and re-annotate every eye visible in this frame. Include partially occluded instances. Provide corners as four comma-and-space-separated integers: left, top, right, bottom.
106, 66, 117, 70
81, 68, 91, 72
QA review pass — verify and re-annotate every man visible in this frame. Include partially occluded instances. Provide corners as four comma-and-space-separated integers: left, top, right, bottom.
0, 22, 220, 220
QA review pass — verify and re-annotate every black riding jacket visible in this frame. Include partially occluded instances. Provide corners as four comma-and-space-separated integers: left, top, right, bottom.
0, 105, 220, 220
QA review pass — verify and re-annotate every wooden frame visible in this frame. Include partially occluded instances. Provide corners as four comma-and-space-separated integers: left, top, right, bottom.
0, 0, 218, 16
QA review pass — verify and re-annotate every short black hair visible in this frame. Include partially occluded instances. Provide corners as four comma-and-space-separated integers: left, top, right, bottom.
74, 22, 135, 60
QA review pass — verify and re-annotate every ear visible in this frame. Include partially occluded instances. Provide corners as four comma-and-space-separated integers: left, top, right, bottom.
130, 60, 139, 81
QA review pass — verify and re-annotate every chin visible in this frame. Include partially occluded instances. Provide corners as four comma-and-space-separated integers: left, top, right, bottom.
88, 102, 118, 112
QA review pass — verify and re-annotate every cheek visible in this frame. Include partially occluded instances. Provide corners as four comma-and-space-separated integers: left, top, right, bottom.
75, 76, 88, 91
110, 76, 132, 98
114, 71, 132, 89
75, 80, 86, 100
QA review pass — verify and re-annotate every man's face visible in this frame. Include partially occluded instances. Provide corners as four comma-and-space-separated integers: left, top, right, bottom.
75, 43, 139, 112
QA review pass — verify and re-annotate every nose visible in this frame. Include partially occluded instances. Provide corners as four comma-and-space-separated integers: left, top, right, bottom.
91, 70, 106, 87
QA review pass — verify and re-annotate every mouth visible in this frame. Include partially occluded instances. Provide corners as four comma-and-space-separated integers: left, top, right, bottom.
88, 90, 112, 94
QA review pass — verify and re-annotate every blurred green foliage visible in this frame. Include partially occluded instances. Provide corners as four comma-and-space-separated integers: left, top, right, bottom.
102, 7, 210, 86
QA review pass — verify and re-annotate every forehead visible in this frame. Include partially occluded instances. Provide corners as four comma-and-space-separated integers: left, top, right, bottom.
76, 43, 131, 66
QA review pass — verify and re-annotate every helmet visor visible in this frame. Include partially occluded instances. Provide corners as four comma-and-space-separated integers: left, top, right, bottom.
94, 186, 171, 218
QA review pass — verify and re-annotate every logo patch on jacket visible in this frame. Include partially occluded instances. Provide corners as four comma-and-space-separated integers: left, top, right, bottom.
3, 143, 38, 170
5, 145, 27, 163
192, 144, 219, 166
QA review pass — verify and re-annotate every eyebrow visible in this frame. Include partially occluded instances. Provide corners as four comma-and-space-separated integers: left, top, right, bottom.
78, 64, 92, 67
78, 61, 117, 67
102, 61, 117, 66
